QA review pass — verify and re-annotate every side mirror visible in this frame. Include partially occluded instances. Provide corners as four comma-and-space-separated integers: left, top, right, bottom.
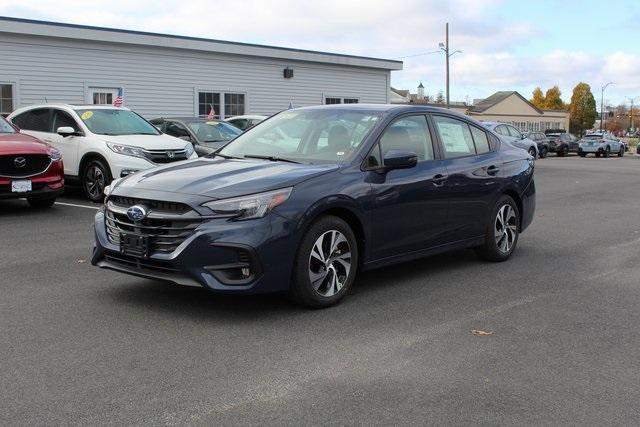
11, 123, 20, 132
57, 126, 77, 137
383, 149, 418, 170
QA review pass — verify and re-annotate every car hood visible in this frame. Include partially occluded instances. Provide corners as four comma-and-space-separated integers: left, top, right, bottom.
116, 157, 339, 199
0, 132, 52, 155
102, 133, 188, 150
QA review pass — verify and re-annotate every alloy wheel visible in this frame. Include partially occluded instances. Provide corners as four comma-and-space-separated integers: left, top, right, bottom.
85, 165, 106, 200
494, 204, 517, 254
308, 230, 352, 297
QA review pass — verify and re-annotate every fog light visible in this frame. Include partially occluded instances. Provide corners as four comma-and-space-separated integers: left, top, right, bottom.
241, 267, 250, 278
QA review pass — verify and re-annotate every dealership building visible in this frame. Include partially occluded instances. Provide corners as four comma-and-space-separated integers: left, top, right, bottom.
0, 17, 402, 118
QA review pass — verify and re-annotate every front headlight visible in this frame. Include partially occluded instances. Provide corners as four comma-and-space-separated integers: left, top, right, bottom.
185, 143, 195, 158
48, 148, 62, 161
103, 177, 123, 198
107, 142, 146, 159
202, 187, 293, 220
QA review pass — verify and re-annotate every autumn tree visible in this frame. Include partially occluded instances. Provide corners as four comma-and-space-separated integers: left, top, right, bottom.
531, 87, 545, 109
435, 90, 445, 104
544, 86, 565, 110
569, 83, 597, 136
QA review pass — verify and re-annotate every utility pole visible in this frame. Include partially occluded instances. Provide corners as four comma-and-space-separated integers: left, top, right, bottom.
625, 96, 640, 131
439, 23, 461, 109
600, 82, 614, 131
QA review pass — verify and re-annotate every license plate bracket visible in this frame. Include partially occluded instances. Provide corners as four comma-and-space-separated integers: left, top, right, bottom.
120, 233, 150, 257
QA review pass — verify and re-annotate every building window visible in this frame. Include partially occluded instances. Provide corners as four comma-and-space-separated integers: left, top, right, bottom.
224, 93, 245, 117
325, 97, 359, 105
93, 92, 113, 105
198, 92, 221, 117
1, 84, 14, 116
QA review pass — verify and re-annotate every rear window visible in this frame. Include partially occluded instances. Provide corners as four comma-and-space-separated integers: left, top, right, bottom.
584, 134, 603, 139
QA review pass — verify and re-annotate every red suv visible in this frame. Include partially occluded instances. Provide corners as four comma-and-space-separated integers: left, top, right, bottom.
0, 116, 64, 207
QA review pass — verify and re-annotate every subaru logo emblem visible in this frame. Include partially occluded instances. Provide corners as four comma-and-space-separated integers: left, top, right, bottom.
14, 157, 26, 168
126, 205, 148, 222
166, 151, 175, 159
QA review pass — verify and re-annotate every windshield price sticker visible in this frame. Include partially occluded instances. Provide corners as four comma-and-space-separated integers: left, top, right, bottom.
81, 111, 94, 120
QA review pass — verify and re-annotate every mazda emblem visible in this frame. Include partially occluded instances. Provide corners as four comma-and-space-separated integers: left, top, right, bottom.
126, 205, 148, 222
14, 157, 27, 168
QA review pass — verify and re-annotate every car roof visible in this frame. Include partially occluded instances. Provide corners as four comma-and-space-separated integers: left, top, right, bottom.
154, 117, 227, 122
9, 104, 131, 116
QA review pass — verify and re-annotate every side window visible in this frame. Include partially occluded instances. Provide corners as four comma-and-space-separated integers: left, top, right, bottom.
164, 122, 191, 139
470, 125, 491, 154
230, 119, 248, 130
507, 126, 522, 139
13, 109, 51, 132
433, 115, 476, 159
365, 143, 382, 169
379, 115, 434, 162
149, 119, 165, 131
494, 125, 507, 136
52, 110, 80, 132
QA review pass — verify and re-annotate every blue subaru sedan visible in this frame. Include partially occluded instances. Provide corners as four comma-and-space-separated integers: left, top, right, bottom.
92, 105, 535, 308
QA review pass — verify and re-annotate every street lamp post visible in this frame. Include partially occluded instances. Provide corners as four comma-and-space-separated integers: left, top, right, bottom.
439, 23, 461, 109
600, 82, 614, 131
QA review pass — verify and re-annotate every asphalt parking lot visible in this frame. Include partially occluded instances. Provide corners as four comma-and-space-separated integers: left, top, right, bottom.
2, 155, 640, 425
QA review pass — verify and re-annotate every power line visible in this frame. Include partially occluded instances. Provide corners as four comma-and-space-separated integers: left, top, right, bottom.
391, 50, 441, 60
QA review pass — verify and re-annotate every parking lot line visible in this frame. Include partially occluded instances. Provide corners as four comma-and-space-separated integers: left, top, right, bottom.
55, 201, 100, 210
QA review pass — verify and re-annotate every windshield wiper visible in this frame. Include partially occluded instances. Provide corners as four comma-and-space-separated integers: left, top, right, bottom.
243, 154, 301, 164
207, 152, 243, 160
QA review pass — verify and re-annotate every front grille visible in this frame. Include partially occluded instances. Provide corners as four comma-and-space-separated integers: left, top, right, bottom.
104, 252, 180, 273
0, 154, 51, 177
143, 149, 188, 164
105, 197, 201, 255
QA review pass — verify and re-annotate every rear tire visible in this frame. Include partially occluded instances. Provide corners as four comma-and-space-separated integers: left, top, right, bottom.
82, 159, 112, 202
288, 215, 358, 308
475, 195, 520, 262
27, 197, 56, 208
579, 152, 587, 157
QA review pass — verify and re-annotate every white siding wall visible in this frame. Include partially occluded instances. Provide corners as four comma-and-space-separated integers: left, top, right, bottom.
0, 33, 390, 118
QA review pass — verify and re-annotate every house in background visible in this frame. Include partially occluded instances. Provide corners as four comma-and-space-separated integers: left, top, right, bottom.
467, 91, 569, 131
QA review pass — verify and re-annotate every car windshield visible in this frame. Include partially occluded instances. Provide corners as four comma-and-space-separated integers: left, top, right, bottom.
185, 120, 241, 142
0, 116, 16, 133
218, 109, 382, 164
75, 109, 160, 136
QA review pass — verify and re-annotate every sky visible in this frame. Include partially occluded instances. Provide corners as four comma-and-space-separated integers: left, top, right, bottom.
1, 0, 639, 106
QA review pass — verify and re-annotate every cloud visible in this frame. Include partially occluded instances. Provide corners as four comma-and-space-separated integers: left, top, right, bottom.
0, 0, 638, 105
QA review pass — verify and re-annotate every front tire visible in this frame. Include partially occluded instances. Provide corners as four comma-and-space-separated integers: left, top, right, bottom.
603, 147, 611, 158
27, 197, 56, 208
475, 195, 519, 262
289, 215, 358, 308
82, 159, 112, 202
528, 147, 537, 158
618, 147, 624, 157
539, 147, 548, 158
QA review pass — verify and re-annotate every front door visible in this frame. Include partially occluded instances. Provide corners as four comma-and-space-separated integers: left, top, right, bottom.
368, 115, 449, 260
50, 109, 82, 175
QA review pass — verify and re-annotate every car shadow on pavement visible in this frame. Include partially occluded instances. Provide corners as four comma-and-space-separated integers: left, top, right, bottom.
104, 249, 481, 319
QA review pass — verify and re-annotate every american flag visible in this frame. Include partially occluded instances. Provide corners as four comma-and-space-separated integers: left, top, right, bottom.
113, 88, 123, 107
207, 105, 216, 120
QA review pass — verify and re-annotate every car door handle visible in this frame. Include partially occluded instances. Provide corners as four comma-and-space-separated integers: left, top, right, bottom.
432, 174, 448, 186
43, 138, 54, 143
486, 165, 500, 176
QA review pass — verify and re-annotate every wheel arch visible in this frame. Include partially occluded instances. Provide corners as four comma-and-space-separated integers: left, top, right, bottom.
295, 197, 368, 267
501, 188, 524, 231
79, 152, 112, 179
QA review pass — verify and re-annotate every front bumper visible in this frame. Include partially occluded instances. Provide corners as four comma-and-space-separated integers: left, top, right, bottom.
91, 209, 298, 294
0, 162, 64, 200
109, 152, 199, 178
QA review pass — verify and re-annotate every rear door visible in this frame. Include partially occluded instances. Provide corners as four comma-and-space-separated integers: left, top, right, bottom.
432, 115, 503, 241
368, 114, 449, 259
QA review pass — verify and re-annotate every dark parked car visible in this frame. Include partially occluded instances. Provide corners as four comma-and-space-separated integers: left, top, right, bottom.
150, 117, 241, 156
545, 132, 579, 156
0, 116, 64, 207
525, 132, 550, 158
93, 105, 536, 308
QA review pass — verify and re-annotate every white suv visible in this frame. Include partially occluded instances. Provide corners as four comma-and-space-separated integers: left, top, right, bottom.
8, 105, 196, 201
